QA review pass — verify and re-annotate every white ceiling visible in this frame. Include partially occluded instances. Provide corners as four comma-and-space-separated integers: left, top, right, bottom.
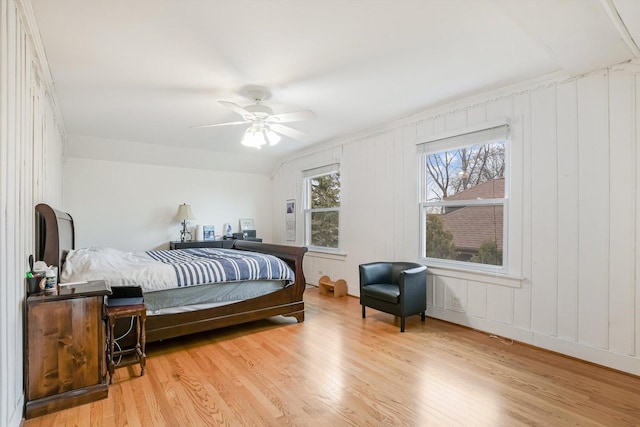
30, 0, 640, 173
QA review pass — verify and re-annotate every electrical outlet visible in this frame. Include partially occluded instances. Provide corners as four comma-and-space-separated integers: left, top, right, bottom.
450, 295, 464, 310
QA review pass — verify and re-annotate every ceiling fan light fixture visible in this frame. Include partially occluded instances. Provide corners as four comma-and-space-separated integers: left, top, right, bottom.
241, 125, 265, 149
241, 124, 281, 149
195, 86, 312, 147
263, 128, 281, 146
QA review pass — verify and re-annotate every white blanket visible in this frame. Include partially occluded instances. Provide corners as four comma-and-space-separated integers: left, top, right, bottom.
61, 247, 177, 292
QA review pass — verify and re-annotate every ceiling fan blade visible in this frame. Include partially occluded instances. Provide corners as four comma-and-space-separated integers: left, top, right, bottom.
219, 100, 252, 117
270, 123, 308, 141
268, 109, 316, 123
191, 121, 247, 129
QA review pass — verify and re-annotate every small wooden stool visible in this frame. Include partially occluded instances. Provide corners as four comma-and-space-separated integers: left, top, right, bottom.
318, 275, 347, 297
105, 304, 146, 384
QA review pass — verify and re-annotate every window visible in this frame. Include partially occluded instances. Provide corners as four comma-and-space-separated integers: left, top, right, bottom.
303, 164, 341, 251
418, 124, 509, 272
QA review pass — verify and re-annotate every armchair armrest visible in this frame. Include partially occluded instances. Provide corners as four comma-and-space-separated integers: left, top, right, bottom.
398, 265, 427, 305
398, 266, 427, 291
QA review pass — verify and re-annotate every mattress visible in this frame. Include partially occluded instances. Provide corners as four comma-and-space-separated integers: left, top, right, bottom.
144, 279, 288, 314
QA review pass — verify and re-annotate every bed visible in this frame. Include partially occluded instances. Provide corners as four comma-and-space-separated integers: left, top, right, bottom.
35, 203, 308, 342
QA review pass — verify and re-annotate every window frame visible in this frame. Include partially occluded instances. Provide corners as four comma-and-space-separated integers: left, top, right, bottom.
302, 164, 341, 253
418, 123, 510, 274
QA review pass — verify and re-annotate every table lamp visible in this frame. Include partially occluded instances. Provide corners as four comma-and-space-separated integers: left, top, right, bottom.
176, 203, 195, 242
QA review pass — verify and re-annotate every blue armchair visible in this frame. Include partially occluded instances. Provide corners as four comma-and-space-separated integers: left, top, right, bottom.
359, 262, 427, 332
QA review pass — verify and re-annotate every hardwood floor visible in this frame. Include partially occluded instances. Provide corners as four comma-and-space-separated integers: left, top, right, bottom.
23, 287, 640, 426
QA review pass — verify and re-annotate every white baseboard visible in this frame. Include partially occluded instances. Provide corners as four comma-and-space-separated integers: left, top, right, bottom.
8, 394, 24, 427
427, 306, 640, 376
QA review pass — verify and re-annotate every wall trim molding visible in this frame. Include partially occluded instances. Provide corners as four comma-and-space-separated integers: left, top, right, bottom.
611, 59, 640, 73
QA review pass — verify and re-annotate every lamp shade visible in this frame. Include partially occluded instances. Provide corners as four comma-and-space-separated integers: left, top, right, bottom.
241, 125, 281, 149
176, 203, 195, 221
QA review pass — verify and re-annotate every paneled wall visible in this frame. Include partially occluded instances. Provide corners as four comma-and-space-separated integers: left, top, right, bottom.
272, 64, 640, 375
0, 1, 65, 426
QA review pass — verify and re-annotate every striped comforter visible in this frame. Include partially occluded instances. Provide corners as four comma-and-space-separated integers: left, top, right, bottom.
145, 248, 294, 288
60, 246, 294, 292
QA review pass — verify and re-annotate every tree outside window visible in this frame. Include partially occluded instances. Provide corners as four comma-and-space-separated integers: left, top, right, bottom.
304, 170, 340, 250
420, 127, 507, 270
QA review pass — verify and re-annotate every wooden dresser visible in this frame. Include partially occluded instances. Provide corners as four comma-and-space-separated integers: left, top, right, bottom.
169, 239, 235, 249
24, 280, 111, 419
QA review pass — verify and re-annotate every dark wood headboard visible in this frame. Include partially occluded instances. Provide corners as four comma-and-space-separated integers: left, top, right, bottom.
35, 203, 75, 269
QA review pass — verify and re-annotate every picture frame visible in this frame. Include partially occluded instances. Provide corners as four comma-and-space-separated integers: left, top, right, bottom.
285, 199, 296, 241
239, 218, 254, 231
203, 225, 216, 241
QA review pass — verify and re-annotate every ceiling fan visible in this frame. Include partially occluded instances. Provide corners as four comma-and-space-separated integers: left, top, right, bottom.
192, 86, 315, 149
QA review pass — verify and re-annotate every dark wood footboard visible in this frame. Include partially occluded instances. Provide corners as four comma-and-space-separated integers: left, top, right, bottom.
147, 241, 307, 342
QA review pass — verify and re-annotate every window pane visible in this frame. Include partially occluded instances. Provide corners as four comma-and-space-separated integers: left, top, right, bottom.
310, 211, 339, 248
425, 141, 505, 202
311, 173, 340, 209
425, 205, 503, 266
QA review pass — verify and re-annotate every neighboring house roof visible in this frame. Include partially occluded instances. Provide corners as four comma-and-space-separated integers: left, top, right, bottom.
444, 178, 504, 201
439, 178, 505, 252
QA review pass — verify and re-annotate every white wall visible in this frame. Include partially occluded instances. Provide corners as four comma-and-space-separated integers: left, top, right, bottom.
7, 3, 638, 424
63, 156, 273, 251
272, 63, 640, 375
0, 1, 65, 426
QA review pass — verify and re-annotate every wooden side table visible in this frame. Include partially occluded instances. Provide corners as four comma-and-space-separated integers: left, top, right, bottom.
25, 280, 110, 418
105, 304, 147, 384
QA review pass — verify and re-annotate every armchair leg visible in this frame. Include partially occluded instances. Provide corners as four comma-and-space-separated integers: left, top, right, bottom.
401, 317, 405, 333
362, 305, 366, 318
421, 311, 426, 322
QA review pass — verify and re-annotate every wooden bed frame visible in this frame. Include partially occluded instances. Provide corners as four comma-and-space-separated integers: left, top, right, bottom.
35, 203, 308, 342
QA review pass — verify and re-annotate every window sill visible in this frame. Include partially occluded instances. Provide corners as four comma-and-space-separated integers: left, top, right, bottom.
426, 265, 524, 288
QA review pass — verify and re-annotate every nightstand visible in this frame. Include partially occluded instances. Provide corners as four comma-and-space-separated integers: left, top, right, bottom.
24, 280, 110, 419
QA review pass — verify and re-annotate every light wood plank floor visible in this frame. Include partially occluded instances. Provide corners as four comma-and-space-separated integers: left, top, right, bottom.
23, 287, 640, 426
